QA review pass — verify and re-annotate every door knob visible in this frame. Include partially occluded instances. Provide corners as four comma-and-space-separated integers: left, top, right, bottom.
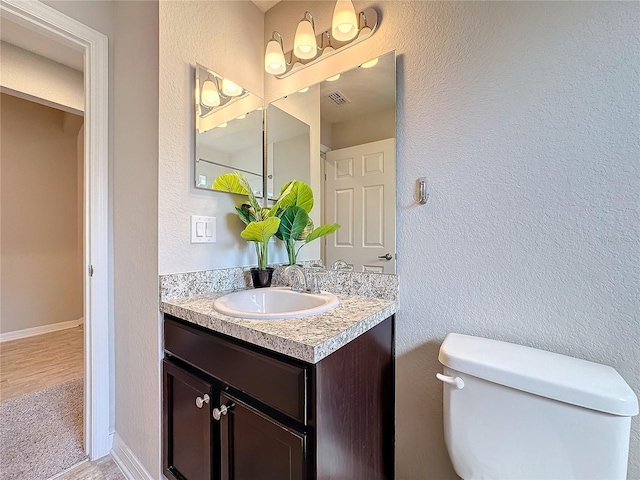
378, 253, 393, 261
213, 404, 231, 421
195, 394, 210, 408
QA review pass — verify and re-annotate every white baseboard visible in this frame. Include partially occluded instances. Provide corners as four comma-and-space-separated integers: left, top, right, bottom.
0, 318, 84, 342
111, 433, 154, 480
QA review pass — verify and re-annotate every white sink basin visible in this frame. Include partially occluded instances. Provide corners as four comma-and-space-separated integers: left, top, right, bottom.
213, 287, 339, 320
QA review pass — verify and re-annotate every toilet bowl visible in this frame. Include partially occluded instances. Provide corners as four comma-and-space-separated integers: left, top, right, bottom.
437, 333, 638, 480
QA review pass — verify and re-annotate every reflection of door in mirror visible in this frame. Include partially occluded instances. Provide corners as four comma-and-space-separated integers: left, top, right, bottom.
325, 139, 396, 273
194, 64, 264, 195
268, 51, 396, 272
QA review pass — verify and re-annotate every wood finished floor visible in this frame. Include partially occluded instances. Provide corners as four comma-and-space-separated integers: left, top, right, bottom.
53, 456, 125, 480
0, 326, 84, 402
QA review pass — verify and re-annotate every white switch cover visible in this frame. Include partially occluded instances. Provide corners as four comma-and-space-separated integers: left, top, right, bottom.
191, 216, 216, 243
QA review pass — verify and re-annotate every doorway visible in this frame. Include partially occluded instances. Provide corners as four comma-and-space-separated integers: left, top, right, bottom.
0, 0, 110, 465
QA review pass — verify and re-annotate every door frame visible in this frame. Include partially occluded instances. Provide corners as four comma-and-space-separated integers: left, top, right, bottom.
0, 0, 111, 459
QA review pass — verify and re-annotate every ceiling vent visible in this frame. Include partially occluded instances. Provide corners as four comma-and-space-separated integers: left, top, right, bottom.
326, 90, 351, 106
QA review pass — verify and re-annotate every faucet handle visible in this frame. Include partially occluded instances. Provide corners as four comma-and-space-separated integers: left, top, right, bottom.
306, 266, 327, 294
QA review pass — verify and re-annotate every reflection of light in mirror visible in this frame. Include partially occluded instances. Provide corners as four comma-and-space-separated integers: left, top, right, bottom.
217, 122, 228, 128
298, 87, 310, 93
294, 13, 317, 60
201, 80, 220, 107
360, 58, 378, 69
222, 78, 242, 97
236, 113, 247, 120
326, 74, 341, 82
332, 0, 358, 41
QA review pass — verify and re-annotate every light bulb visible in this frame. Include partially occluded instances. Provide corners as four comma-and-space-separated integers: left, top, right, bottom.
360, 58, 378, 69
332, 0, 358, 42
222, 78, 242, 97
264, 37, 286, 75
298, 87, 310, 93
201, 80, 220, 107
326, 74, 340, 82
294, 18, 317, 60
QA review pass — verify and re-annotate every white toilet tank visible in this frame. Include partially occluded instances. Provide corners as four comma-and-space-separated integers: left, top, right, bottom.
437, 333, 638, 480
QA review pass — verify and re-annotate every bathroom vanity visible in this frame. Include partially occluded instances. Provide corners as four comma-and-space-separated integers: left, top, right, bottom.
160, 273, 397, 480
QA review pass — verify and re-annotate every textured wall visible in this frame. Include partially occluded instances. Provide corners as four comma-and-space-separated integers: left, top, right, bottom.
0, 42, 83, 114
1, 95, 83, 334
266, 2, 640, 478
112, 2, 160, 477
159, 1, 264, 275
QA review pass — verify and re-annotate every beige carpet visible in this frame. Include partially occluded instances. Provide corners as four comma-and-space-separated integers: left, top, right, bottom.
0, 379, 87, 479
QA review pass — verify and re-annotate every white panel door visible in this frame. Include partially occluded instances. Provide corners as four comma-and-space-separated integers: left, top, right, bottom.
325, 138, 396, 273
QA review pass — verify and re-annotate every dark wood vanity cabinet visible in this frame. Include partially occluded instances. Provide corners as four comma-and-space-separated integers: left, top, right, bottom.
162, 314, 394, 480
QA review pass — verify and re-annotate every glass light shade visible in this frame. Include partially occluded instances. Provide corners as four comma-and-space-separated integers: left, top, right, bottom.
294, 19, 317, 59
265, 39, 286, 75
332, 0, 358, 41
222, 78, 242, 97
326, 74, 341, 82
201, 80, 220, 107
298, 87, 310, 93
217, 122, 228, 128
236, 113, 247, 120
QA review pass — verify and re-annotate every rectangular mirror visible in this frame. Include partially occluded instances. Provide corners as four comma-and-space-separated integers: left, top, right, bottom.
268, 51, 396, 273
195, 64, 264, 195
266, 105, 311, 199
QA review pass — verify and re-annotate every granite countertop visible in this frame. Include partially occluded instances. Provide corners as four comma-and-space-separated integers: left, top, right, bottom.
160, 290, 397, 364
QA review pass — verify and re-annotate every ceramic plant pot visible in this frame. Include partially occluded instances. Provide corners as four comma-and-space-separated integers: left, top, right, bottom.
250, 267, 274, 288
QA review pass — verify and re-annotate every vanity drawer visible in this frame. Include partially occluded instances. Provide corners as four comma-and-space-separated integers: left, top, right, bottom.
164, 316, 308, 424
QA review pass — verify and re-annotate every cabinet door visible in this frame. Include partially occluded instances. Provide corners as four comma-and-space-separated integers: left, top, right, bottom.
218, 392, 306, 480
163, 360, 214, 480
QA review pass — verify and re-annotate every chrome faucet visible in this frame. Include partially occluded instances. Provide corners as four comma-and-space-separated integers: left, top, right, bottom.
283, 264, 327, 294
283, 265, 307, 292
331, 259, 353, 271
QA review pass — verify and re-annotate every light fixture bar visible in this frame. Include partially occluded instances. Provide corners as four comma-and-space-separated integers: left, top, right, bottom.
273, 7, 379, 79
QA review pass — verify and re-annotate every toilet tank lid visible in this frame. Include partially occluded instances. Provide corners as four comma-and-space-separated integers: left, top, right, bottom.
438, 333, 638, 417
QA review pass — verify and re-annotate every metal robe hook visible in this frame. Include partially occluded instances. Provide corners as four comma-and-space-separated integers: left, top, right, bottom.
418, 177, 430, 205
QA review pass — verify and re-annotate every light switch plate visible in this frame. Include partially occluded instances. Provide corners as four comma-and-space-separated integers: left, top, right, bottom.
191, 216, 216, 243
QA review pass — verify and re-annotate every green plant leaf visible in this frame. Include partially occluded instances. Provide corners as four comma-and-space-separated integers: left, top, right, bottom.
305, 223, 340, 244
277, 206, 309, 243
212, 173, 249, 195
296, 217, 314, 241
240, 217, 281, 244
213, 171, 261, 213
277, 181, 314, 213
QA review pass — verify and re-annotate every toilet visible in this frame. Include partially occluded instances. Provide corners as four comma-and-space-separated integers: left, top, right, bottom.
437, 333, 638, 479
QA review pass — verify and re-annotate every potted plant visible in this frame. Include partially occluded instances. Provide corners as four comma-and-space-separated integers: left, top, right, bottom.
213, 172, 340, 280
271, 181, 340, 266
213, 172, 288, 287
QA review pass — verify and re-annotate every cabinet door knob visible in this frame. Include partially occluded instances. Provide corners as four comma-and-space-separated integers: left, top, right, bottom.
195, 394, 210, 409
212, 404, 230, 421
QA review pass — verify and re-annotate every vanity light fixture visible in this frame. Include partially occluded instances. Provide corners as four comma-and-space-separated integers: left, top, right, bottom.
326, 74, 341, 82
265, 32, 286, 75
332, 0, 358, 41
236, 113, 247, 120
264, 4, 379, 79
217, 122, 228, 128
298, 87, 310, 93
294, 12, 317, 60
